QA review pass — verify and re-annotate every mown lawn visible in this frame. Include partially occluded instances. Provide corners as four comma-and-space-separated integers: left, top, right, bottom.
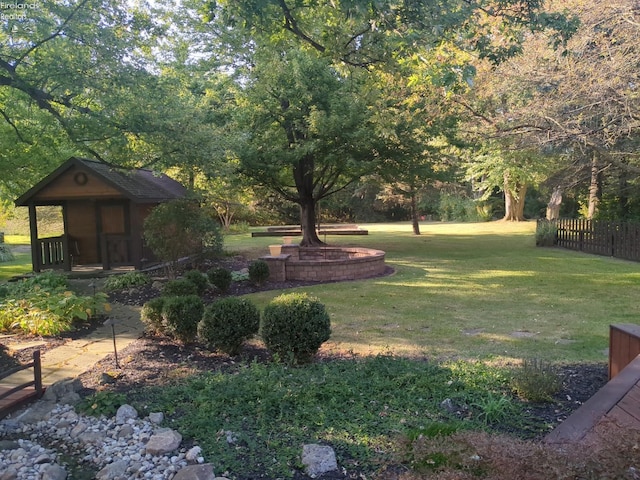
226, 221, 640, 364
0, 235, 31, 281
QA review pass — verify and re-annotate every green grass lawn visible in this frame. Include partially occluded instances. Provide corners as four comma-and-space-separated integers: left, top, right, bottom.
0, 235, 32, 281
74, 221, 639, 479
225, 221, 639, 364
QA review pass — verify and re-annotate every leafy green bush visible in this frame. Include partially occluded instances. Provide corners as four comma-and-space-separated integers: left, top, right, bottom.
260, 292, 331, 364
0, 272, 109, 335
198, 298, 260, 355
0, 244, 14, 263
162, 295, 204, 343
232, 270, 249, 282
248, 259, 270, 286
77, 391, 127, 417
438, 194, 488, 222
184, 269, 208, 295
104, 271, 150, 291
141, 297, 166, 334
207, 267, 233, 292
143, 199, 223, 277
162, 278, 199, 297
510, 358, 562, 402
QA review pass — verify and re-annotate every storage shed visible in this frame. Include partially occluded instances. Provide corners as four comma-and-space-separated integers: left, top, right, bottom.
15, 157, 187, 272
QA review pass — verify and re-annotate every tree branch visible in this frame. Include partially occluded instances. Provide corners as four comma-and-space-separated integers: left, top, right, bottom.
0, 108, 31, 144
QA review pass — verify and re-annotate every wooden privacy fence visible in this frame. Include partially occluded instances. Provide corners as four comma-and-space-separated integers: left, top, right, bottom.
541, 219, 640, 262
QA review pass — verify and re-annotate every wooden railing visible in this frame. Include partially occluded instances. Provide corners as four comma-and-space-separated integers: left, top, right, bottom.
37, 235, 69, 270
0, 350, 44, 419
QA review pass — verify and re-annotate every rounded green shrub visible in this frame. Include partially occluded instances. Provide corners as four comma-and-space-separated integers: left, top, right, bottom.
207, 267, 233, 292
141, 297, 166, 334
162, 278, 199, 297
260, 292, 331, 364
248, 259, 270, 286
184, 269, 208, 295
162, 295, 204, 343
198, 297, 260, 355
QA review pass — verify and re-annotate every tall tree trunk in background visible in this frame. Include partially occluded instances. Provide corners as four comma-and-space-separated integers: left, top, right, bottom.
546, 186, 563, 220
503, 172, 527, 221
587, 151, 602, 220
411, 194, 420, 235
293, 154, 324, 246
299, 200, 323, 246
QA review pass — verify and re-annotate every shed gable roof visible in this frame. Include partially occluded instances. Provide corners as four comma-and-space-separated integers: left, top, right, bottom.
15, 157, 187, 206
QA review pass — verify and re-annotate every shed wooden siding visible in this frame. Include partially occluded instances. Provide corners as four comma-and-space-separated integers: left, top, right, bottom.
31, 165, 121, 202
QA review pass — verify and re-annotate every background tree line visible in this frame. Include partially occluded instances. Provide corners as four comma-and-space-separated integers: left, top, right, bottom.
1, 0, 638, 239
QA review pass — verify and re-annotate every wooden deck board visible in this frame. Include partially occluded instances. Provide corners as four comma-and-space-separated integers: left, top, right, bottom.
604, 405, 640, 430
615, 383, 640, 422
546, 355, 640, 444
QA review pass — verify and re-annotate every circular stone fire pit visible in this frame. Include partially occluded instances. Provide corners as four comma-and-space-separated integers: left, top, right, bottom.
261, 245, 386, 282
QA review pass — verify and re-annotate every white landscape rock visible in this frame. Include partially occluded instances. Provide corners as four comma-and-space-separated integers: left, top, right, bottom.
301, 444, 338, 478
0, 403, 204, 480
172, 464, 216, 480
115, 404, 138, 424
145, 428, 183, 455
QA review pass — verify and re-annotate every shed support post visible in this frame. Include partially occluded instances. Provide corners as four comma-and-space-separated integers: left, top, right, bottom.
28, 203, 40, 272
129, 203, 142, 270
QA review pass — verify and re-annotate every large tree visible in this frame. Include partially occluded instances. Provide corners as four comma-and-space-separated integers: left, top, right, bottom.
460, 0, 640, 219
233, 50, 379, 245
203, 0, 574, 240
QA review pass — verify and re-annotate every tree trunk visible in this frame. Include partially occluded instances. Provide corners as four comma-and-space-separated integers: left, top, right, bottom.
503, 173, 527, 221
411, 194, 420, 235
299, 199, 323, 246
587, 151, 602, 220
546, 186, 563, 220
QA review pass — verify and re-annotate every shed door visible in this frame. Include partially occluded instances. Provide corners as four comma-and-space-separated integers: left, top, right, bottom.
97, 202, 129, 265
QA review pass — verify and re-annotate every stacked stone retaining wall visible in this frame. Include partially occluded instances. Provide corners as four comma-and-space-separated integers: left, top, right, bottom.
262, 246, 385, 282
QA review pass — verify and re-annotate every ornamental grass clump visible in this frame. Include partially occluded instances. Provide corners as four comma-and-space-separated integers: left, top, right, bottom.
510, 358, 562, 402
0, 244, 14, 263
260, 292, 331, 364
198, 297, 260, 355
161, 295, 204, 343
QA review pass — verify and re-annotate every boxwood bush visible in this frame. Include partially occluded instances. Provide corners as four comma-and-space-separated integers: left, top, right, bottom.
141, 297, 166, 334
260, 292, 331, 364
162, 295, 204, 343
207, 267, 233, 293
248, 259, 270, 286
162, 278, 199, 297
184, 269, 209, 295
198, 297, 260, 355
